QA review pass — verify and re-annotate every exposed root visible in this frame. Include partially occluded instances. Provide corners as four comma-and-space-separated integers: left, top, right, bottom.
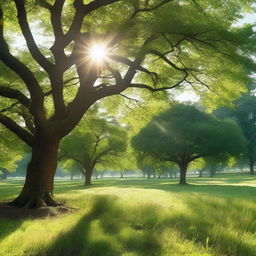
9, 192, 60, 209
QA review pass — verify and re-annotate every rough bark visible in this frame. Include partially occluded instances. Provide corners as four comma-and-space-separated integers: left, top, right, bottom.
85, 168, 93, 185
178, 161, 189, 185
10, 137, 60, 208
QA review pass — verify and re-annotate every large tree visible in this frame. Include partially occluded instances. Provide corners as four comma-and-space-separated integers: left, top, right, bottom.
132, 104, 246, 184
0, 0, 254, 207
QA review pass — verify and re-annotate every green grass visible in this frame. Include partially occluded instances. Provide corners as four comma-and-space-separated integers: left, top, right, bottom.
1, 174, 256, 256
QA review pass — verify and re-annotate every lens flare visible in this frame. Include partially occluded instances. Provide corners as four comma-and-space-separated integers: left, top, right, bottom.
88, 43, 108, 63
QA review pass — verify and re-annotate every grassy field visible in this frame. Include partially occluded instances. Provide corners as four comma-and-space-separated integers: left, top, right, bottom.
1, 175, 256, 256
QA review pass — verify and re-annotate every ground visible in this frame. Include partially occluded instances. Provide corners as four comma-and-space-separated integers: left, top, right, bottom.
1, 174, 256, 256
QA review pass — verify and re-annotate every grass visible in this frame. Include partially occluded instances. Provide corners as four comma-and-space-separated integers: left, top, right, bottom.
1, 174, 256, 256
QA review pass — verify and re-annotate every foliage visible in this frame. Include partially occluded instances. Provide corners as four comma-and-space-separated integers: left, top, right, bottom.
0, 0, 255, 205
132, 104, 246, 183
59, 114, 127, 183
0, 0, 255, 146
0, 126, 24, 174
214, 94, 256, 173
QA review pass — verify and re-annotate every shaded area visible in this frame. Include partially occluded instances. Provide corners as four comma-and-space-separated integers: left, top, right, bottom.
44, 195, 161, 256
39, 192, 256, 256
0, 202, 72, 220
0, 202, 74, 242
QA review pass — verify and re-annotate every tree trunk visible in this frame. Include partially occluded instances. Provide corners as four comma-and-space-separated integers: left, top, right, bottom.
249, 161, 255, 175
10, 137, 60, 208
120, 172, 123, 178
199, 169, 203, 178
209, 165, 216, 177
85, 168, 93, 185
178, 161, 189, 185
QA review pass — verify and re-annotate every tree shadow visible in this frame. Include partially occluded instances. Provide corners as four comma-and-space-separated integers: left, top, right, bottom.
0, 202, 73, 242
44, 195, 162, 256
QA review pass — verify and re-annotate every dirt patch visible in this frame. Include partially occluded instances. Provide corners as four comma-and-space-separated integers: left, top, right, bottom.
0, 201, 77, 220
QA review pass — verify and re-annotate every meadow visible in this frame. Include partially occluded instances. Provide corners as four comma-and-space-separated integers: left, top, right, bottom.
1, 174, 256, 256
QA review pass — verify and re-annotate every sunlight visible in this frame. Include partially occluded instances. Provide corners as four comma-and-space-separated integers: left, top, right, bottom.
88, 43, 109, 64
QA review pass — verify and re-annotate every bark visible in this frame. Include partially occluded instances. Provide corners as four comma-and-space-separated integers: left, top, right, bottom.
85, 168, 93, 185
10, 137, 60, 208
249, 161, 255, 175
178, 161, 189, 185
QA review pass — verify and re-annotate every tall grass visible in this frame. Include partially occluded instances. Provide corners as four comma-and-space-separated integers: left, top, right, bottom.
0, 175, 256, 256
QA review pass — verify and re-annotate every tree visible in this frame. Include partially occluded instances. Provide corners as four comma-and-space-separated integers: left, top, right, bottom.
0, 0, 254, 207
132, 104, 246, 184
59, 159, 83, 180
215, 95, 256, 175
199, 156, 228, 177
60, 117, 127, 185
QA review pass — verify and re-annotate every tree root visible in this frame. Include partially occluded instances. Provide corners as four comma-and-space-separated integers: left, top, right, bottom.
9, 192, 61, 209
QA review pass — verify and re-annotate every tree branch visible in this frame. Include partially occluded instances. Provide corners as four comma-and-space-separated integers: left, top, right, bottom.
0, 114, 34, 146
13, 0, 53, 73
0, 6, 45, 119
0, 85, 30, 108
130, 0, 173, 19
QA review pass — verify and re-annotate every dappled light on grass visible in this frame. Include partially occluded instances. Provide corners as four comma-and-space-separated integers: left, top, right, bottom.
1, 176, 256, 255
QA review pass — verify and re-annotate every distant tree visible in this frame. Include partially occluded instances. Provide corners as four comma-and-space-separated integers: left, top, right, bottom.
60, 118, 127, 185
215, 95, 256, 175
132, 104, 246, 184
109, 150, 138, 178
199, 156, 228, 177
59, 159, 82, 180
136, 153, 156, 178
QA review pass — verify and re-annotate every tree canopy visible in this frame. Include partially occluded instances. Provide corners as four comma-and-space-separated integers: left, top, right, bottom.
215, 94, 256, 174
132, 104, 246, 184
59, 115, 127, 185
